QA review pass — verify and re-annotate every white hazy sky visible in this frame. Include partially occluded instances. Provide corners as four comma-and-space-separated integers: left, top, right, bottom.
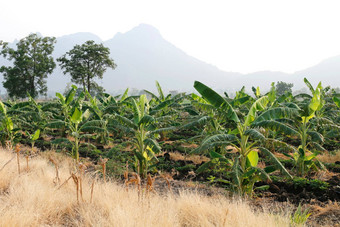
1, 0, 340, 74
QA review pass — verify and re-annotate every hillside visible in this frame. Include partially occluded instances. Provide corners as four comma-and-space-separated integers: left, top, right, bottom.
1, 24, 340, 95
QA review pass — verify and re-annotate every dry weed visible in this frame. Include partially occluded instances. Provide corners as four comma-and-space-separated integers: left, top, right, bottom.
0, 148, 293, 226
317, 150, 340, 163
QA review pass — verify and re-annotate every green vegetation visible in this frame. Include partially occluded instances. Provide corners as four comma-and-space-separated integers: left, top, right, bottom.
0, 35, 339, 198
0, 78, 338, 199
0, 33, 56, 98
57, 40, 116, 95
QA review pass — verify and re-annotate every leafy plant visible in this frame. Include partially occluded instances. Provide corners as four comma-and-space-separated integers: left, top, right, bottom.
193, 81, 291, 196
114, 94, 175, 178
290, 203, 311, 226
253, 78, 326, 176
0, 100, 21, 147
25, 129, 40, 169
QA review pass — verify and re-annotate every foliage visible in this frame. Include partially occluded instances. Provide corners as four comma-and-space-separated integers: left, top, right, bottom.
193, 81, 291, 196
0, 33, 56, 98
113, 94, 175, 178
57, 40, 116, 94
254, 78, 327, 176
0, 78, 339, 199
0, 100, 21, 146
276, 81, 294, 97
290, 203, 311, 226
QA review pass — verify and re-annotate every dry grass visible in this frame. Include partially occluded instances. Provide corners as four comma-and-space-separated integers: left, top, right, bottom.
168, 151, 210, 165
0, 148, 292, 227
309, 201, 340, 227
317, 150, 340, 163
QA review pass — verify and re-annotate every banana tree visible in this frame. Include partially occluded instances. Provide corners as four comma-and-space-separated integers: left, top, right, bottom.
26, 129, 40, 153
0, 100, 21, 147
52, 85, 85, 136
145, 81, 184, 141
114, 94, 175, 178
46, 107, 90, 163
184, 83, 265, 141
80, 91, 116, 144
193, 81, 291, 196
252, 79, 327, 176
25, 129, 40, 169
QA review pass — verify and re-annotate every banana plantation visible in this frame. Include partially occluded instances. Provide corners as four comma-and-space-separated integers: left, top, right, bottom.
0, 78, 339, 203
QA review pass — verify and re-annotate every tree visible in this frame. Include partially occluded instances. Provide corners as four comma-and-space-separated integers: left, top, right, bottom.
0, 34, 56, 98
276, 81, 294, 96
57, 40, 116, 95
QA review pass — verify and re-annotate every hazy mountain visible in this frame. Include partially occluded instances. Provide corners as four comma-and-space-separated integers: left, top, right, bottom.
1, 24, 340, 95
292, 55, 340, 88
102, 24, 241, 92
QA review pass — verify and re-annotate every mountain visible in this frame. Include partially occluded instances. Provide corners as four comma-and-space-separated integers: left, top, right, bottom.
102, 24, 240, 92
292, 55, 340, 88
1, 24, 340, 95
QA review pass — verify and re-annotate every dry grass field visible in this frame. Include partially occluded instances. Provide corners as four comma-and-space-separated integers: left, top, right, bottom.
0, 148, 294, 227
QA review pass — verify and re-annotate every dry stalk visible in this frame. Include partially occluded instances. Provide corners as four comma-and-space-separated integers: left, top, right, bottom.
5, 140, 12, 151
124, 161, 129, 191
98, 157, 108, 182
159, 172, 174, 192
146, 173, 156, 195
222, 208, 229, 226
15, 144, 21, 174
49, 156, 60, 185
126, 172, 141, 200
71, 173, 79, 203
0, 155, 15, 172
90, 178, 95, 203
25, 155, 29, 172
57, 175, 73, 190
78, 163, 87, 202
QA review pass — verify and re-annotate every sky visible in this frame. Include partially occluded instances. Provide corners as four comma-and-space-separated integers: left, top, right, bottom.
1, 0, 340, 74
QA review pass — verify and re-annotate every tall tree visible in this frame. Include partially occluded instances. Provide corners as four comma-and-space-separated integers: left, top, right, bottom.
276, 81, 294, 96
0, 34, 56, 98
57, 40, 116, 94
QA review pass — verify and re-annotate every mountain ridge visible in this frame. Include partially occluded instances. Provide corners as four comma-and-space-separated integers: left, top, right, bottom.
0, 23, 339, 95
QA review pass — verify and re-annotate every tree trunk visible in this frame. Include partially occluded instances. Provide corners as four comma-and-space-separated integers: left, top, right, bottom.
87, 74, 91, 95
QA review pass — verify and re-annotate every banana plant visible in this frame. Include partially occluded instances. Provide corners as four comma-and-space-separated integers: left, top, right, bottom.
26, 129, 40, 152
114, 94, 175, 178
145, 81, 184, 141
0, 100, 21, 147
253, 79, 327, 176
80, 91, 114, 144
15, 95, 53, 138
25, 129, 40, 168
46, 106, 90, 163
52, 85, 85, 136
144, 81, 168, 103
193, 81, 291, 196
69, 107, 90, 162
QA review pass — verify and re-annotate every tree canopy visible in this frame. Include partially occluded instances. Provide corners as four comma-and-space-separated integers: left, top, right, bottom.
0, 33, 56, 98
57, 40, 116, 95
276, 81, 294, 96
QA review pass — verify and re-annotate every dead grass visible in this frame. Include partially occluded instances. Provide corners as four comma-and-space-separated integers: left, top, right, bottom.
274, 152, 293, 160
317, 150, 340, 163
0, 148, 292, 227
309, 201, 340, 227
169, 151, 210, 165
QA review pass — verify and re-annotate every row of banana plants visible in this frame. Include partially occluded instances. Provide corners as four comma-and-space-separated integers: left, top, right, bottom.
0, 79, 339, 196
188, 79, 340, 195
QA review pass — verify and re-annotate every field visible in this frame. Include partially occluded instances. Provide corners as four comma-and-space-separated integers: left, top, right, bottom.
0, 79, 340, 226
0, 149, 294, 226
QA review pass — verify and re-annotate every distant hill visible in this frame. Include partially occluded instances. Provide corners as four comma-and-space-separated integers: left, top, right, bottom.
0, 24, 340, 95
